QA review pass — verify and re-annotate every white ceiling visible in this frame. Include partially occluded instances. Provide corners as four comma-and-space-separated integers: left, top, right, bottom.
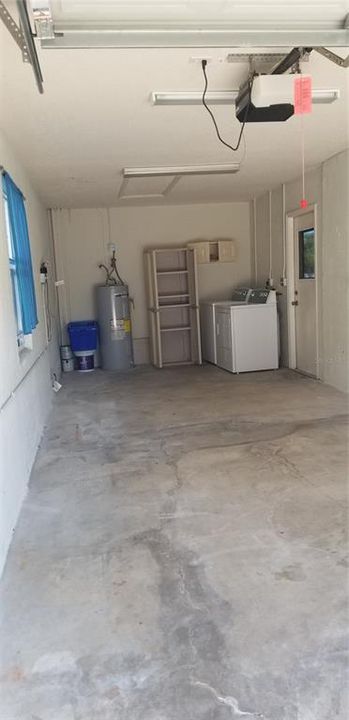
0, 1, 348, 208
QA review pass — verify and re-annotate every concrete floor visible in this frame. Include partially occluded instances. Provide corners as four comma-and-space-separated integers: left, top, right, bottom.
0, 366, 348, 720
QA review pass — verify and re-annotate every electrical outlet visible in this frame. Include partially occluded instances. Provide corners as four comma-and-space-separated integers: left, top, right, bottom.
189, 56, 213, 64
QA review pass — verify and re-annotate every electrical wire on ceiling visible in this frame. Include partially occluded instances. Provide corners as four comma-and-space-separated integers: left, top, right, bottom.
201, 59, 253, 154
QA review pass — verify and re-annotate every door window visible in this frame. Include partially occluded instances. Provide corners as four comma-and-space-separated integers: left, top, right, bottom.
298, 228, 315, 279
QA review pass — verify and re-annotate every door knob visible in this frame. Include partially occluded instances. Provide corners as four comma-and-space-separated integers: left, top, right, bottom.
291, 300, 299, 306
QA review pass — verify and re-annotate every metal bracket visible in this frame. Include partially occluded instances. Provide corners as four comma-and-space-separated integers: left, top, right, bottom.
31, 0, 54, 40
315, 47, 349, 68
269, 47, 313, 75
227, 51, 309, 71
0, 1, 31, 63
16, 1, 44, 93
0, 0, 44, 92
227, 50, 311, 76
228, 46, 348, 72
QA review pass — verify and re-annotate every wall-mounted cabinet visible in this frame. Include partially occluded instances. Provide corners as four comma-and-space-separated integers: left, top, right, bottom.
187, 239, 236, 264
145, 247, 202, 368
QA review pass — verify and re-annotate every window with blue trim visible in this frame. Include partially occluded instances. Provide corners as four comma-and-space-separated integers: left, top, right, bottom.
3, 187, 24, 343
2, 172, 38, 348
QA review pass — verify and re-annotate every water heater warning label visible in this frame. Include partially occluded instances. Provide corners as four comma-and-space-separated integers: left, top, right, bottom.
111, 319, 125, 340
110, 318, 131, 340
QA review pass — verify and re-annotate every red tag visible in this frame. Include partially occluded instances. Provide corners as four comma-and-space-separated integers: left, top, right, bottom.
300, 199, 308, 209
294, 76, 312, 115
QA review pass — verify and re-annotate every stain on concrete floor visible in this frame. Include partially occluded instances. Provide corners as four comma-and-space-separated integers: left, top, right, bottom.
0, 366, 348, 719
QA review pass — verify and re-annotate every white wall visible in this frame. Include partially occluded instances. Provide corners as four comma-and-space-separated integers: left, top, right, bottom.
0, 130, 60, 576
52, 202, 251, 364
251, 149, 349, 393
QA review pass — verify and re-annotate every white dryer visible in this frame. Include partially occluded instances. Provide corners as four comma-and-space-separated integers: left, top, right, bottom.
215, 289, 279, 373
200, 288, 251, 364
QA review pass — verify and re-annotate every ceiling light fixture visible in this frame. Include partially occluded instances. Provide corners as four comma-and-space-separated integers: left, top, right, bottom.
123, 164, 240, 178
152, 91, 238, 106
151, 89, 340, 106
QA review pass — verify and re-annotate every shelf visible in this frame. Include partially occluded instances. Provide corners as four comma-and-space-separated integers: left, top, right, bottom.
159, 303, 191, 309
158, 293, 189, 299
160, 326, 191, 333
153, 247, 188, 253
157, 270, 188, 275
145, 247, 201, 368
162, 361, 195, 367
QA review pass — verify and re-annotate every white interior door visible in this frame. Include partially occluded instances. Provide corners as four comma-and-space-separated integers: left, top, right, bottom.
293, 212, 317, 377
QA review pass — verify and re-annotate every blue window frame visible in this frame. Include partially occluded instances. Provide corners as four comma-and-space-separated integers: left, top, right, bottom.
3, 186, 24, 343
2, 172, 38, 344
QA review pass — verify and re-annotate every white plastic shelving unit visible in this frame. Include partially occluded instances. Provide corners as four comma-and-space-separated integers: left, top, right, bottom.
145, 247, 202, 368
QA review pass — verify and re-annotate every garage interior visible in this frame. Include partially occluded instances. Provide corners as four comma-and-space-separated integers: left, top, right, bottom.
0, 2, 348, 719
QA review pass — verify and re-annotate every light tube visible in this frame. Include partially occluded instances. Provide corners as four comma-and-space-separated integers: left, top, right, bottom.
151, 89, 340, 106
123, 164, 240, 178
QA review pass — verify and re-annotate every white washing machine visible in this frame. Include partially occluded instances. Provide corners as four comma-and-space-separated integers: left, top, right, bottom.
215, 289, 279, 373
200, 288, 252, 364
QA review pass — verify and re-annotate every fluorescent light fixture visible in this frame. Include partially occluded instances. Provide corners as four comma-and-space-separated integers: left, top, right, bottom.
152, 92, 238, 106
123, 164, 240, 178
152, 89, 340, 106
120, 193, 165, 201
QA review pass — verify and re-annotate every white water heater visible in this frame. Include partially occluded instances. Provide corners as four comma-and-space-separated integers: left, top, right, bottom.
96, 285, 133, 370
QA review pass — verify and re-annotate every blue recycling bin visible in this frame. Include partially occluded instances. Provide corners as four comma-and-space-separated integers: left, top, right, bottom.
67, 321, 98, 372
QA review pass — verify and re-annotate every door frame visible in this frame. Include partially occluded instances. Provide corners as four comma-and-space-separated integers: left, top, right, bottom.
286, 203, 320, 378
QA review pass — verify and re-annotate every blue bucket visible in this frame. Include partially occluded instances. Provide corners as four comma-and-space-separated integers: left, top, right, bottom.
67, 321, 98, 353
74, 350, 95, 373
67, 321, 98, 372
